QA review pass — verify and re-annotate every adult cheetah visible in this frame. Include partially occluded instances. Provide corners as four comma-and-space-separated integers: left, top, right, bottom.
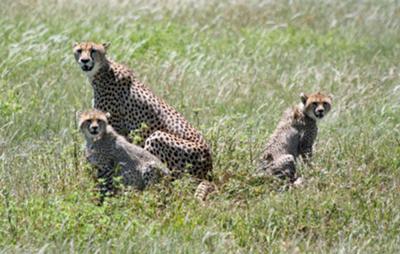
257, 92, 332, 182
73, 42, 212, 179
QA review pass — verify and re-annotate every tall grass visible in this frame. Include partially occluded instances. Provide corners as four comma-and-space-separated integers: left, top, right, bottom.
0, 0, 399, 253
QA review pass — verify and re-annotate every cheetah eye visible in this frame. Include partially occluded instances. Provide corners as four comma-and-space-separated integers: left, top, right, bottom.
312, 102, 318, 107
76, 49, 82, 54
91, 48, 97, 53
323, 102, 329, 107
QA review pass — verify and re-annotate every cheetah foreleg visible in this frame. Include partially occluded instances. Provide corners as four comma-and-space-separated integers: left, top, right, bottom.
96, 164, 116, 203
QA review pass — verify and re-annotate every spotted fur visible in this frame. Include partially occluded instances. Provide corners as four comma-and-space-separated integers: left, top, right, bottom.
73, 42, 213, 179
78, 109, 169, 200
258, 92, 332, 181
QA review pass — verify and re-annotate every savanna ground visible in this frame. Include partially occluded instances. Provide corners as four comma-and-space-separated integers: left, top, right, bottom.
1, 0, 400, 253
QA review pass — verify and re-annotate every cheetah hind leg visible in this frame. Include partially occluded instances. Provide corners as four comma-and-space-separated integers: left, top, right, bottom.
270, 154, 296, 182
259, 154, 296, 182
141, 162, 170, 187
144, 131, 212, 179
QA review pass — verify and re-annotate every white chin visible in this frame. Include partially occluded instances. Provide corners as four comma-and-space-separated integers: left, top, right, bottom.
91, 134, 103, 141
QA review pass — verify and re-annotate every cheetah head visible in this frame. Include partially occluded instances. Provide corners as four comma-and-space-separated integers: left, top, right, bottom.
73, 42, 110, 75
77, 110, 111, 141
300, 92, 332, 121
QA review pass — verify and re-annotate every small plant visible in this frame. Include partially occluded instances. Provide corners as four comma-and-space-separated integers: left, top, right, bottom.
0, 89, 22, 118
129, 122, 150, 145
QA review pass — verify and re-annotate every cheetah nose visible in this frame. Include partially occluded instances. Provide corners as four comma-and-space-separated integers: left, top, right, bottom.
317, 108, 324, 113
81, 58, 90, 64
91, 126, 98, 131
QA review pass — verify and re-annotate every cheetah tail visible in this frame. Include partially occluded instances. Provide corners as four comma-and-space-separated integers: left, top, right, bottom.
194, 180, 217, 202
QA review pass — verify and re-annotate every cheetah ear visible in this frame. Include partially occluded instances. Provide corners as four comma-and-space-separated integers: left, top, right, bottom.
300, 93, 308, 104
105, 112, 111, 119
72, 42, 78, 48
328, 93, 334, 101
102, 42, 111, 51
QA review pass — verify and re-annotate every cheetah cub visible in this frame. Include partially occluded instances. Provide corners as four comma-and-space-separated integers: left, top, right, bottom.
257, 92, 332, 182
78, 110, 169, 198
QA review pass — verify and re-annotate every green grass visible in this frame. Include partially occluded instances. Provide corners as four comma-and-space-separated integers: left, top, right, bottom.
1, 0, 400, 253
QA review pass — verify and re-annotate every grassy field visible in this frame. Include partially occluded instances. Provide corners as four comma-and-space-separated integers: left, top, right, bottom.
1, 0, 400, 252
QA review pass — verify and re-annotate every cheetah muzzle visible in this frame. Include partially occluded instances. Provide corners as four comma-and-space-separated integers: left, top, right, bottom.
81, 63, 94, 72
